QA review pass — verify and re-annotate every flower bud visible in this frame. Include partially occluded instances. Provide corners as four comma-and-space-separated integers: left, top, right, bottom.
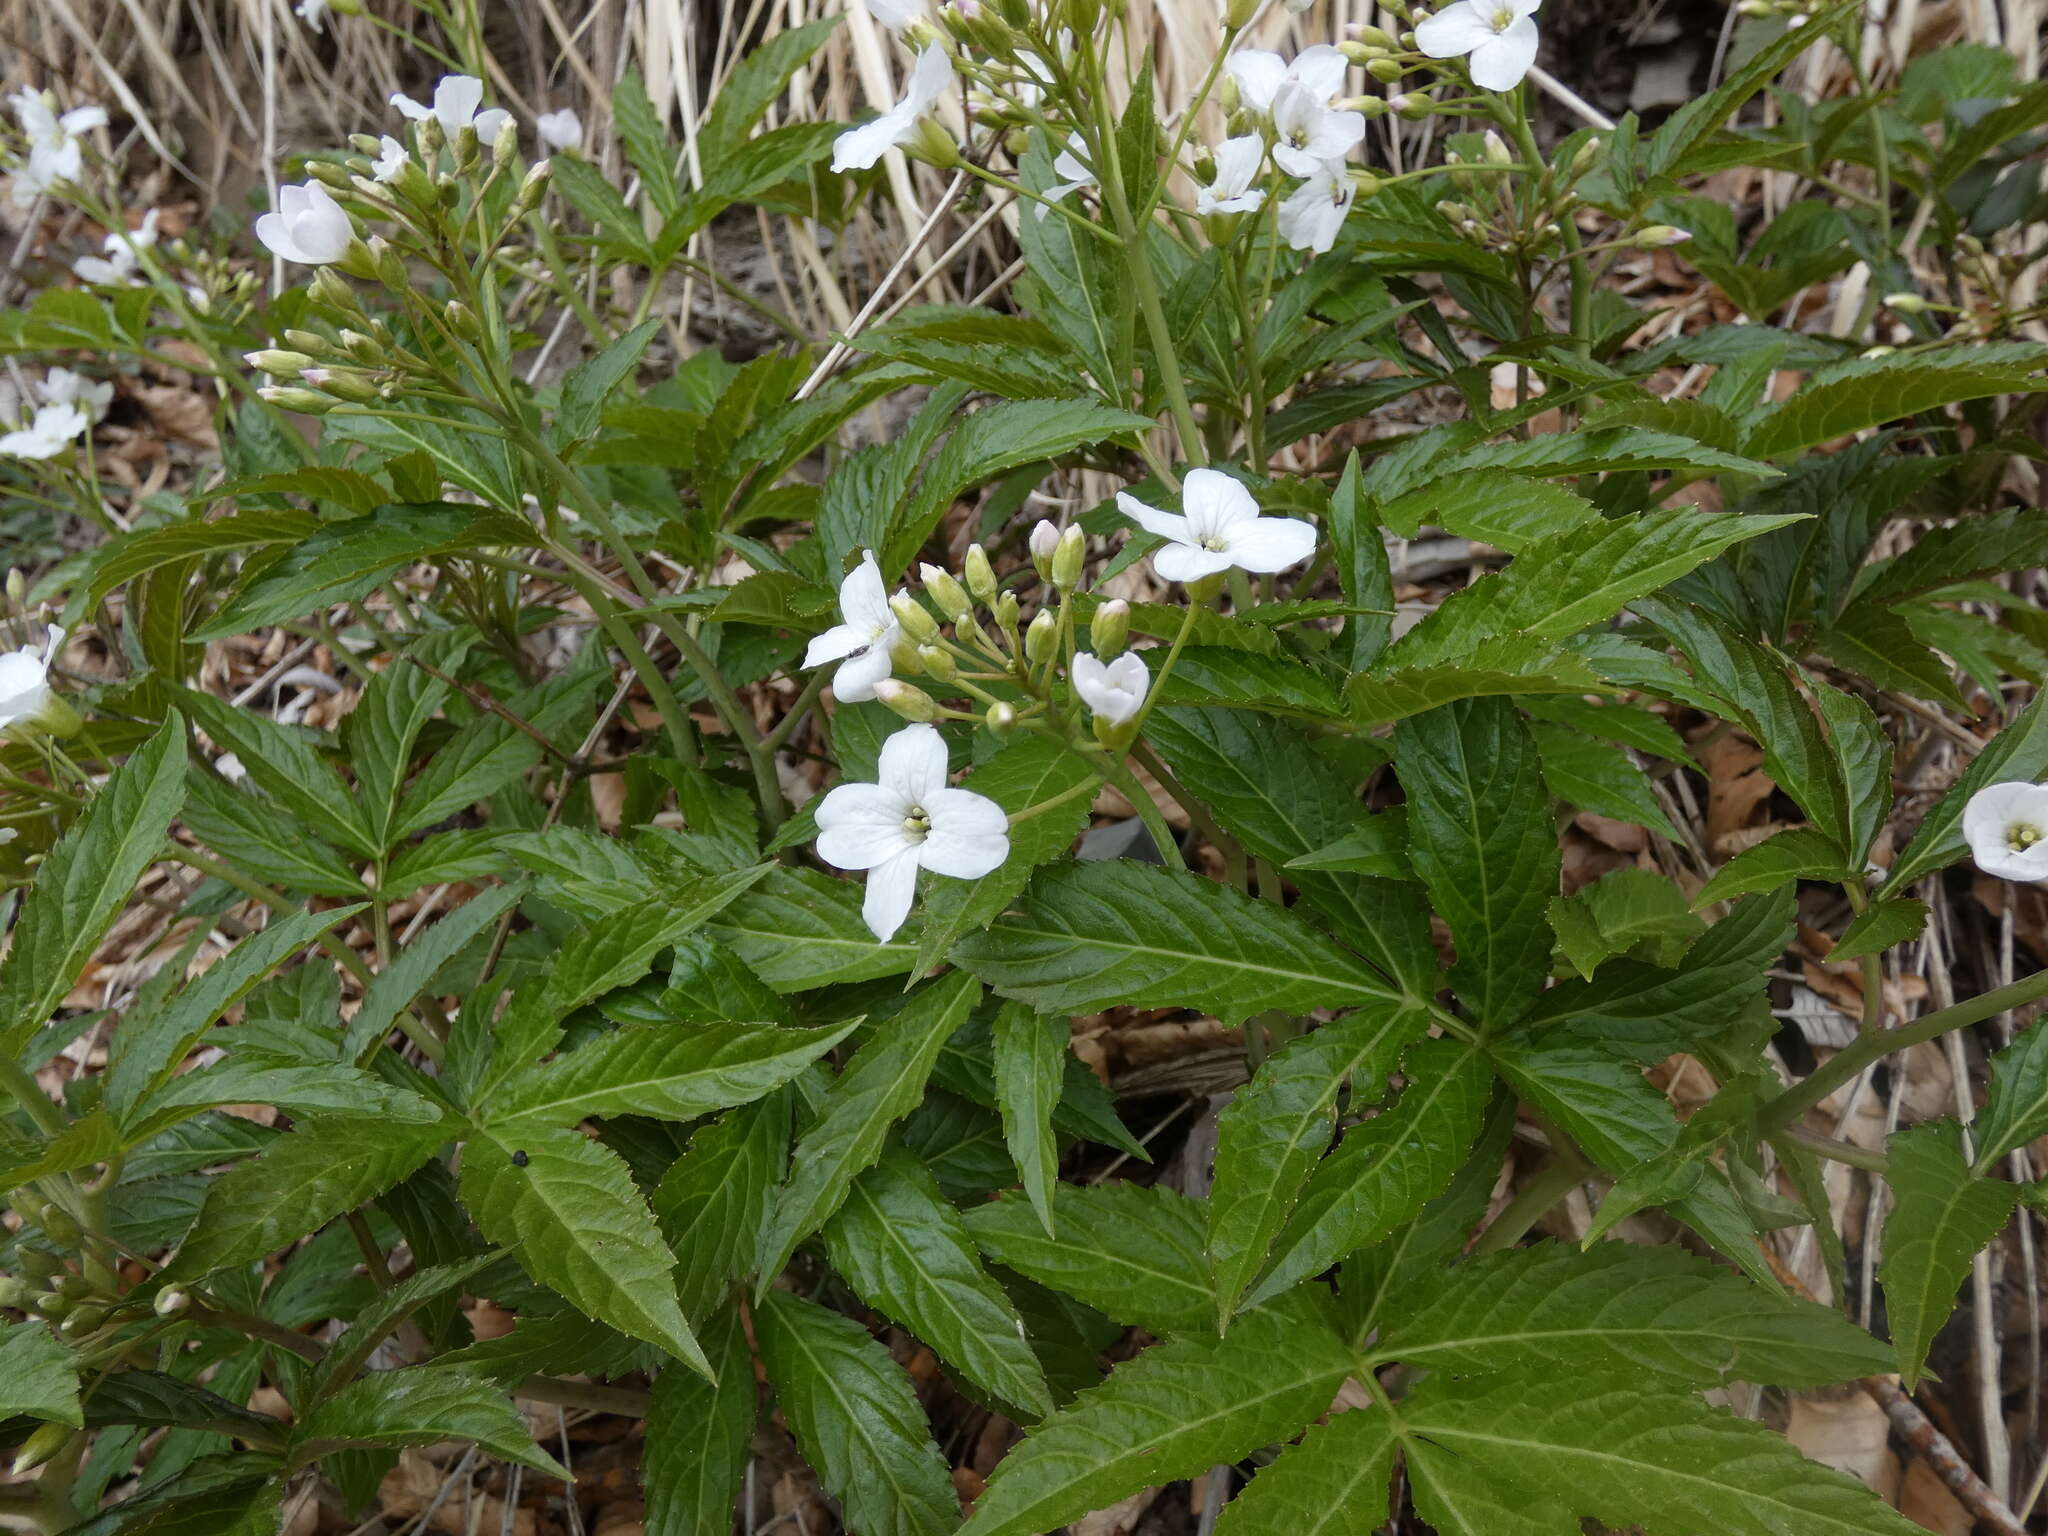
61, 1303, 105, 1336
1482, 130, 1513, 166
1339, 39, 1377, 64
874, 678, 939, 722
1024, 609, 1058, 663
349, 132, 382, 154
995, 590, 1022, 637
244, 349, 319, 377
919, 564, 973, 622
12, 1422, 73, 1477
1883, 292, 1929, 314
445, 300, 482, 341
1358, 23, 1398, 46
964, 544, 998, 605
281, 328, 335, 356
1092, 712, 1137, 751
154, 1288, 191, 1317
308, 266, 363, 318
1028, 519, 1060, 579
1633, 224, 1691, 249
890, 636, 924, 675
1052, 526, 1086, 591
986, 701, 1017, 737
34, 1291, 69, 1319
309, 369, 382, 404
370, 235, 408, 290
907, 116, 960, 169
1090, 598, 1130, 658
515, 158, 553, 215
306, 160, 354, 191
259, 386, 338, 415
339, 329, 384, 364
1225, 0, 1258, 26
1572, 137, 1603, 174
492, 115, 520, 167
1859, 344, 1896, 359
917, 644, 958, 681
889, 592, 942, 644
1367, 56, 1404, 83
17, 1250, 59, 1283
0, 1277, 28, 1308
1353, 95, 1391, 118
52, 1274, 90, 1300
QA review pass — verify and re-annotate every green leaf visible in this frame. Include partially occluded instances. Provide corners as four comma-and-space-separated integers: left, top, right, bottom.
1326, 451, 1394, 671
1644, 2, 1844, 175
1879, 1119, 2021, 1388
305, 1255, 500, 1404
1882, 689, 2048, 894
755, 971, 979, 1286
557, 320, 663, 450
708, 868, 921, 990
1398, 1369, 1922, 1536
1396, 699, 1558, 1030
954, 860, 1402, 1024
1830, 897, 1927, 963
1975, 1020, 2048, 1173
288, 1367, 564, 1476
1284, 816, 1409, 879
1379, 470, 1597, 553
755, 1290, 958, 1536
1207, 1004, 1429, 1324
1211, 1409, 1396, 1536
1246, 1040, 1492, 1311
1861, 506, 2048, 608
611, 73, 678, 215
343, 629, 473, 849
460, 1122, 708, 1374
0, 1320, 82, 1427
80, 506, 317, 616
1546, 868, 1704, 980
1347, 644, 1608, 726
991, 1001, 1065, 1235
1809, 603, 1966, 709
1371, 1242, 1890, 1386
1529, 720, 1681, 839
1744, 343, 2048, 459
962, 1184, 1217, 1335
173, 688, 373, 856
179, 772, 365, 897
488, 1019, 853, 1127
124, 1060, 440, 1143
824, 1146, 1053, 1417
194, 505, 535, 640
959, 1300, 1355, 1536
698, 17, 840, 156
645, 1306, 757, 1536
654, 1093, 790, 1322
342, 883, 525, 1065
0, 715, 185, 1055
158, 1117, 446, 1285
1693, 826, 1855, 907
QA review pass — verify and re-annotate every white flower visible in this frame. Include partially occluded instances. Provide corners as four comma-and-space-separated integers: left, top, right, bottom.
1964, 782, 2048, 882
72, 207, 159, 285
1226, 45, 1349, 115
1270, 82, 1364, 178
1196, 134, 1268, 215
392, 75, 512, 144
815, 723, 1009, 941
1416, 0, 1542, 92
42, 368, 112, 422
296, 0, 329, 29
370, 136, 409, 182
865, 0, 927, 30
804, 551, 904, 701
0, 626, 65, 733
0, 402, 89, 460
1072, 651, 1147, 725
831, 46, 953, 173
1038, 133, 1094, 217
8, 91, 105, 207
254, 181, 355, 265
536, 109, 583, 153
1278, 158, 1356, 253
1116, 467, 1318, 583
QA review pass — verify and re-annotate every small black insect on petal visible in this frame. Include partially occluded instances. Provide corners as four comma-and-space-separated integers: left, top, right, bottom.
511, 1150, 529, 1167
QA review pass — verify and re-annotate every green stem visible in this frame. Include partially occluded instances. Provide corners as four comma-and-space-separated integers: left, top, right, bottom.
0, 1056, 68, 1137
1471, 1154, 1588, 1255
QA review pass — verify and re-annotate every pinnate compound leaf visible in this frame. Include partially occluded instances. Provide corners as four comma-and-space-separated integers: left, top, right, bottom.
461, 1123, 708, 1375
755, 1290, 958, 1536
174, 687, 373, 857
1976, 1020, 2048, 1173
991, 1001, 1065, 1234
1210, 1408, 1397, 1536
824, 1147, 1053, 1417
289, 1367, 565, 1476
645, 1306, 756, 1536
0, 715, 184, 1054
959, 1299, 1354, 1536
962, 1183, 1217, 1335
953, 860, 1400, 1024
755, 971, 979, 1286
1398, 1370, 1923, 1536
1207, 1004, 1430, 1323
0, 1319, 82, 1426
1372, 1242, 1890, 1386
1879, 1120, 2021, 1388
1882, 690, 2048, 894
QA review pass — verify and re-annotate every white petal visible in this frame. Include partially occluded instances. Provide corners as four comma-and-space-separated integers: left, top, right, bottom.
1469, 18, 1540, 90
434, 74, 485, 130
919, 787, 1010, 878
832, 643, 895, 701
391, 92, 433, 121
1306, 111, 1364, 160
0, 649, 49, 714
1963, 781, 2048, 869
839, 552, 893, 631
877, 722, 950, 804
1290, 45, 1349, 103
1415, 1, 1496, 57
1116, 491, 1193, 547
1273, 142, 1329, 179
862, 850, 921, 941
905, 45, 955, 113
804, 622, 870, 668
1211, 134, 1268, 197
473, 108, 513, 144
1182, 467, 1260, 539
1509, 0, 1543, 18
1152, 543, 1239, 584
1226, 51, 1287, 112
833, 109, 913, 173
1071, 652, 1111, 712
59, 106, 107, 134
1224, 514, 1318, 573
816, 783, 914, 870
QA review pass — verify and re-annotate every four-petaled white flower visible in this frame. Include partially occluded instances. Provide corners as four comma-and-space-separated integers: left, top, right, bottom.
804, 551, 905, 702
8, 91, 106, 207
1117, 467, 1318, 583
1416, 0, 1543, 92
1226, 45, 1349, 116
536, 109, 583, 153
832, 46, 953, 173
392, 75, 512, 144
43, 368, 113, 422
370, 136, 409, 182
0, 402, 89, 460
1072, 651, 1148, 726
815, 723, 1010, 941
1038, 133, 1094, 217
1278, 158, 1356, 253
1195, 135, 1268, 216
1270, 82, 1364, 178
254, 181, 355, 265
74, 207, 159, 285
1964, 782, 2048, 883
0, 626, 65, 733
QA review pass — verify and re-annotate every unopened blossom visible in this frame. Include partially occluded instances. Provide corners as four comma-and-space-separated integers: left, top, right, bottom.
1117, 467, 1317, 583
1028, 519, 1061, 570
1270, 82, 1364, 178
1195, 134, 1267, 215
0, 625, 66, 734
815, 723, 1009, 941
370, 136, 409, 183
805, 550, 904, 702
73, 207, 160, 285
392, 74, 512, 144
7, 91, 106, 207
1964, 782, 2048, 882
1072, 651, 1148, 726
1227, 45, 1349, 115
832, 45, 953, 173
254, 181, 355, 265
1416, 0, 1542, 92
536, 109, 583, 153
1278, 159, 1356, 253
1039, 133, 1094, 216
43, 368, 113, 422
0, 402, 89, 460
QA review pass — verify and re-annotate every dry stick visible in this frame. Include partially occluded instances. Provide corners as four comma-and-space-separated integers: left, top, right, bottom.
1863, 1377, 2029, 1536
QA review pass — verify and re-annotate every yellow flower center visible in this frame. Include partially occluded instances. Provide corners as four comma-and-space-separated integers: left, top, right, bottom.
903, 806, 931, 841
2007, 822, 2042, 853
1489, 5, 1515, 30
